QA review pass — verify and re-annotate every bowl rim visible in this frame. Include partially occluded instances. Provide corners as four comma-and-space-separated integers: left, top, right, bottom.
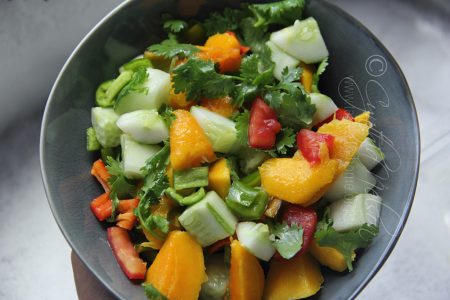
40, 0, 421, 299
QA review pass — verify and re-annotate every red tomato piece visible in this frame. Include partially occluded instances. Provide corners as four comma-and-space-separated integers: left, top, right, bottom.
282, 204, 318, 256
296, 129, 335, 165
90, 192, 112, 221
107, 226, 147, 280
335, 108, 354, 121
315, 108, 354, 128
249, 97, 282, 149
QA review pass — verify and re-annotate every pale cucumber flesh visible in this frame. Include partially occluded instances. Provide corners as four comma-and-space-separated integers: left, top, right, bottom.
357, 138, 385, 170
236, 222, 275, 261
91, 107, 122, 148
116, 109, 169, 144
266, 40, 299, 81
309, 92, 338, 126
121, 134, 161, 179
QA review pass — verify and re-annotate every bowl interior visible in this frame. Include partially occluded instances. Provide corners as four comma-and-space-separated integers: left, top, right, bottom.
41, 0, 419, 299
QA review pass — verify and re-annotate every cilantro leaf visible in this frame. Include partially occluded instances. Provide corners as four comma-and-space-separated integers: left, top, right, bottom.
239, 48, 275, 86
249, 0, 305, 28
275, 127, 296, 155
159, 104, 175, 128
203, 7, 247, 36
269, 222, 303, 259
105, 156, 137, 221
315, 209, 379, 271
147, 39, 199, 59
137, 144, 171, 235
162, 14, 188, 34
312, 58, 329, 93
239, 17, 270, 54
234, 110, 250, 147
115, 67, 149, 107
265, 67, 316, 129
172, 58, 235, 101
143, 283, 168, 300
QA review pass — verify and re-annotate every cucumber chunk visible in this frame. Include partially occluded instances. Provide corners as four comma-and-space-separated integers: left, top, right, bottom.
121, 134, 161, 179
324, 158, 376, 201
114, 68, 170, 114
91, 107, 122, 148
266, 40, 300, 81
236, 222, 276, 261
357, 138, 385, 170
330, 193, 382, 231
179, 191, 237, 247
116, 109, 169, 144
200, 254, 229, 300
270, 17, 329, 64
309, 93, 338, 126
190, 106, 239, 153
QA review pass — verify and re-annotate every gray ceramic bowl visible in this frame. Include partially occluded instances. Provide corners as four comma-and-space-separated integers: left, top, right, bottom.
40, 0, 420, 299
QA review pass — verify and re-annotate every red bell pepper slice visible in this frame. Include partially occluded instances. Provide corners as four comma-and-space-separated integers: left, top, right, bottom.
249, 97, 282, 149
107, 226, 147, 280
316, 108, 354, 129
274, 204, 318, 259
116, 199, 140, 230
297, 129, 334, 165
90, 193, 112, 221
207, 237, 232, 254
91, 159, 111, 192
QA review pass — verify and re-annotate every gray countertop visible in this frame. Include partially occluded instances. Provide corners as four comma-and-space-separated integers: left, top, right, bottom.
1, 0, 449, 299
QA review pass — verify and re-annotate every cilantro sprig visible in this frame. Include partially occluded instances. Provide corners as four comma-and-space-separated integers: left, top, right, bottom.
115, 67, 149, 107
147, 39, 200, 59
269, 222, 304, 259
105, 157, 137, 222
142, 283, 168, 300
249, 0, 306, 28
314, 209, 379, 271
136, 144, 171, 237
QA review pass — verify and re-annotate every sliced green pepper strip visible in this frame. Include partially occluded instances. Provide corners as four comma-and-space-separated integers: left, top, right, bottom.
95, 70, 133, 107
225, 181, 268, 220
165, 187, 205, 206
240, 171, 261, 187
173, 166, 209, 190
86, 127, 101, 151
120, 57, 152, 72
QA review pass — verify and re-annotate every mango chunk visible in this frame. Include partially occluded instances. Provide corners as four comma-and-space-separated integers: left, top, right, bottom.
354, 111, 371, 126
208, 158, 231, 199
300, 62, 315, 93
260, 152, 338, 205
230, 240, 265, 300
264, 254, 323, 300
317, 119, 369, 173
170, 110, 216, 170
309, 240, 355, 272
145, 231, 205, 300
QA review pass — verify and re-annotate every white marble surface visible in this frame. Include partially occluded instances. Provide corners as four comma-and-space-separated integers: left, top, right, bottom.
0, 0, 449, 299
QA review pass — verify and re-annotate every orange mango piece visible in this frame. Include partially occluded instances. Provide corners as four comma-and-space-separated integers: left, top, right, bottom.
264, 254, 323, 300
317, 119, 369, 173
200, 97, 236, 118
208, 158, 231, 199
197, 32, 242, 73
230, 240, 265, 300
309, 240, 355, 272
354, 111, 371, 126
300, 62, 315, 93
146, 231, 205, 300
170, 110, 216, 170
169, 86, 193, 110
259, 148, 338, 205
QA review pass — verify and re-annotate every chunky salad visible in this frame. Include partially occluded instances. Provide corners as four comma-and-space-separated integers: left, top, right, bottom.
86, 0, 385, 299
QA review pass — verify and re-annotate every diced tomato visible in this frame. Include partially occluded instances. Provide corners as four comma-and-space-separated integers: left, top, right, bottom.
297, 129, 334, 165
116, 199, 140, 230
90, 193, 112, 221
208, 237, 232, 254
91, 159, 111, 192
274, 204, 318, 259
107, 226, 147, 280
249, 97, 282, 149
316, 108, 354, 128
335, 108, 354, 121
282, 204, 317, 255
